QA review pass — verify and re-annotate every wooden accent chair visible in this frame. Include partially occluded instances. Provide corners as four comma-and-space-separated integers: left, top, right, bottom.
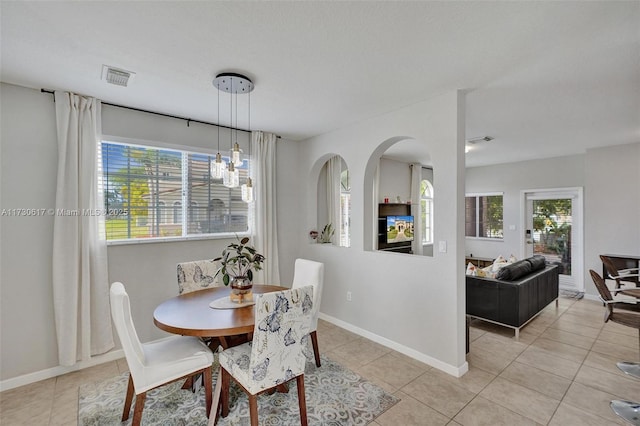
600, 255, 639, 289
590, 271, 640, 426
590, 270, 640, 322
110, 282, 214, 426
291, 258, 325, 367
218, 286, 314, 426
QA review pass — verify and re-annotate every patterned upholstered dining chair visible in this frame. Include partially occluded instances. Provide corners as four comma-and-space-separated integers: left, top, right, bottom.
177, 259, 221, 294
291, 258, 324, 367
110, 282, 214, 426
177, 259, 249, 349
217, 286, 314, 426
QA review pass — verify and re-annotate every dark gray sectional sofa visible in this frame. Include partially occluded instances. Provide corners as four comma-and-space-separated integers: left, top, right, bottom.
466, 256, 559, 338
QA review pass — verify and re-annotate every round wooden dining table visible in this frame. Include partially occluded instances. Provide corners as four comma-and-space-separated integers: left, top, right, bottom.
153, 285, 287, 339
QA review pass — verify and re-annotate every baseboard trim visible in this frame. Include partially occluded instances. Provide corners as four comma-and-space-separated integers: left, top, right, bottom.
318, 313, 469, 378
1, 315, 472, 391
0, 349, 124, 392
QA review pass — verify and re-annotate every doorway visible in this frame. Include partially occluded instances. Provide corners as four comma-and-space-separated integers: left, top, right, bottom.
522, 188, 584, 292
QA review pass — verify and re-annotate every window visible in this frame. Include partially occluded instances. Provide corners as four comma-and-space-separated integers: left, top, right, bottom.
102, 141, 250, 241
340, 169, 351, 247
172, 201, 182, 224
420, 180, 433, 244
465, 193, 503, 239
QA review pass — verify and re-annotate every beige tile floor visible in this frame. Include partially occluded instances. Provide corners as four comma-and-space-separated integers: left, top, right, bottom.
1, 296, 639, 425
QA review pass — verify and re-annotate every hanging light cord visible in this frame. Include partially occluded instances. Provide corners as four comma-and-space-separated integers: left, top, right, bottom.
230, 81, 233, 161
248, 90, 251, 159
217, 82, 220, 153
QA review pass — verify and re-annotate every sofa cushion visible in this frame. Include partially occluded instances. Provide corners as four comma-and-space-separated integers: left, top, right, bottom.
496, 259, 532, 281
466, 262, 477, 275
526, 255, 546, 272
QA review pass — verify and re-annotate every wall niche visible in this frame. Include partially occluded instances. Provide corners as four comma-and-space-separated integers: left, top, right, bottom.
315, 155, 350, 247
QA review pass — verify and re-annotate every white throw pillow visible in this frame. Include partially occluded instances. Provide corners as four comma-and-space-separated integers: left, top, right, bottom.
466, 262, 477, 276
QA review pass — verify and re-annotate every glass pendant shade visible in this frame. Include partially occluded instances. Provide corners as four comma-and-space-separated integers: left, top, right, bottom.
223, 162, 239, 188
211, 152, 225, 179
241, 177, 254, 202
232, 142, 243, 166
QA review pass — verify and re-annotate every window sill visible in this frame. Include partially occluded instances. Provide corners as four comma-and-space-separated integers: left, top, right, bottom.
106, 232, 250, 246
465, 237, 504, 242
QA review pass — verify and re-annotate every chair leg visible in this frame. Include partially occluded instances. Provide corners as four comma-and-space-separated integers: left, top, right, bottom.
122, 374, 135, 421
220, 368, 230, 418
248, 394, 259, 426
310, 330, 321, 367
182, 375, 194, 390
219, 336, 230, 349
211, 366, 223, 425
132, 392, 146, 426
204, 367, 213, 418
296, 375, 308, 426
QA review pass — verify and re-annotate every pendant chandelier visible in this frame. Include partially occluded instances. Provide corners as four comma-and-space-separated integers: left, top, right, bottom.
211, 72, 254, 199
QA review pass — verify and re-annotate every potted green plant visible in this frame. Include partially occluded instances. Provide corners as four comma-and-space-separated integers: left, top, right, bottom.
214, 236, 265, 302
317, 223, 334, 243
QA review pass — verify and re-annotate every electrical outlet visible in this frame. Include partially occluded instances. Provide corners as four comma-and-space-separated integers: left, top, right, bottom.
346, 291, 352, 302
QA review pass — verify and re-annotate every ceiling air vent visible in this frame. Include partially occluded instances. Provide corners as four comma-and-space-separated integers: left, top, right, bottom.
466, 136, 494, 145
102, 65, 135, 87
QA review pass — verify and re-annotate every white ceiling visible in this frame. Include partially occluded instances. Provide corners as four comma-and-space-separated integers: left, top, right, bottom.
1, 1, 638, 167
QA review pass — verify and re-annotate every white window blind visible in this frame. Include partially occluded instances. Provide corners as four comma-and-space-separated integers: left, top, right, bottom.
101, 141, 250, 241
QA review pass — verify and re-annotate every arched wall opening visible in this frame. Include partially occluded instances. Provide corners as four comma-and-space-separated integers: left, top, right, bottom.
308, 153, 350, 247
363, 136, 433, 255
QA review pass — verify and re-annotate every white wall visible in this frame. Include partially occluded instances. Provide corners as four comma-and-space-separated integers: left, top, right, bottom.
0, 83, 300, 383
378, 157, 411, 204
298, 90, 467, 374
584, 143, 640, 296
465, 155, 585, 260
1, 84, 59, 379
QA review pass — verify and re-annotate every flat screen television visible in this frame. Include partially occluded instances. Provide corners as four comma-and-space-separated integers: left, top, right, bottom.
386, 215, 414, 243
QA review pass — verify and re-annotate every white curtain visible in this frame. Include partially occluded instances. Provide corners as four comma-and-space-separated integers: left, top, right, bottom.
410, 163, 423, 255
326, 156, 342, 245
251, 131, 280, 285
52, 91, 114, 366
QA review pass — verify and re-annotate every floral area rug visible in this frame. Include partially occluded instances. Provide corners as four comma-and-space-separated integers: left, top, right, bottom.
78, 355, 399, 425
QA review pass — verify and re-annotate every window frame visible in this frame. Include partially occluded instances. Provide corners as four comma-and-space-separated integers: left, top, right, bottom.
339, 168, 351, 248
101, 137, 253, 245
465, 192, 504, 240
420, 179, 434, 245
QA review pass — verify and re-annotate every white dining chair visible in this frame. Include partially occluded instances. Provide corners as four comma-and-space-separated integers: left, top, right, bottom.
217, 286, 314, 426
292, 258, 324, 367
110, 282, 214, 426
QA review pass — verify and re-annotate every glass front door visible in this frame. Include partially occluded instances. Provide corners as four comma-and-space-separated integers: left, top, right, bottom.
524, 189, 583, 291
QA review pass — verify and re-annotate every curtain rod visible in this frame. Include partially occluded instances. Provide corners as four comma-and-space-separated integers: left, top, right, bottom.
40, 88, 280, 138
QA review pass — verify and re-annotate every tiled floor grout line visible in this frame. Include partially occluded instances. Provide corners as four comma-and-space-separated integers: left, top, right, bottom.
463, 297, 636, 425
484, 302, 568, 425
541, 299, 583, 425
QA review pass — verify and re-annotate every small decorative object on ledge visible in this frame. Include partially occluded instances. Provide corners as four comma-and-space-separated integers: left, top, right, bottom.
317, 223, 334, 244
309, 230, 319, 243
214, 236, 264, 303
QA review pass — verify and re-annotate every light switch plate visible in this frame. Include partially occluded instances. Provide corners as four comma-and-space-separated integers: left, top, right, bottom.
438, 241, 447, 253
